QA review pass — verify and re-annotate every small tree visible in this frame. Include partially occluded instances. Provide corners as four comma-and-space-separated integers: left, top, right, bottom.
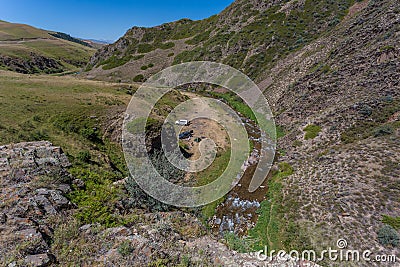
377, 225, 400, 247
125, 149, 185, 212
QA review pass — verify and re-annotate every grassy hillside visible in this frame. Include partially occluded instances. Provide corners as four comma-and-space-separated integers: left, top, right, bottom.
0, 70, 185, 227
0, 21, 95, 74
0, 70, 133, 225
0, 70, 133, 172
0, 21, 50, 40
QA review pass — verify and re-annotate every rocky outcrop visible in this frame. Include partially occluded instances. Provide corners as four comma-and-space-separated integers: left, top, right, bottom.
0, 53, 64, 74
55, 211, 320, 267
0, 141, 73, 266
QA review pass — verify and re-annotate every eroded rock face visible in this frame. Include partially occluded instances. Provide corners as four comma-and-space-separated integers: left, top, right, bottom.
0, 141, 73, 266
0, 53, 64, 74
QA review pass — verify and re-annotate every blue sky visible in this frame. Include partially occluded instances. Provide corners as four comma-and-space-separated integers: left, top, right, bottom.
0, 0, 234, 41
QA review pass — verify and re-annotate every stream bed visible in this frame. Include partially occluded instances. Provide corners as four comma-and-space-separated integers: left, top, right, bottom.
208, 116, 272, 237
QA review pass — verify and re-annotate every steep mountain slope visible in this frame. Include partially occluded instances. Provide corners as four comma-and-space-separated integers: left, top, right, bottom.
84, 0, 358, 82
84, 0, 400, 265
252, 0, 399, 264
0, 21, 95, 74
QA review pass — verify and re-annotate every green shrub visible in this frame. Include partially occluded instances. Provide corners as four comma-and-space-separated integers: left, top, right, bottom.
158, 42, 175, 49
80, 127, 101, 143
177, 255, 191, 267
224, 232, 251, 252
185, 30, 211, 45
101, 55, 132, 70
374, 125, 394, 137
84, 64, 93, 72
132, 74, 145, 82
341, 99, 400, 143
68, 167, 122, 227
77, 150, 91, 163
208, 91, 256, 121
148, 259, 170, 267
125, 150, 185, 212
281, 221, 312, 252
276, 125, 286, 139
359, 105, 372, 116
292, 140, 303, 147
140, 65, 148, 70
137, 43, 154, 53
33, 115, 42, 122
382, 215, 400, 230
117, 240, 134, 257
377, 225, 400, 247
279, 162, 294, 176
30, 129, 49, 141
380, 45, 395, 52
303, 124, 321, 140
310, 63, 331, 74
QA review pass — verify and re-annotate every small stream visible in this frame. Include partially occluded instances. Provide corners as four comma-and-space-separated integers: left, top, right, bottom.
208, 116, 271, 236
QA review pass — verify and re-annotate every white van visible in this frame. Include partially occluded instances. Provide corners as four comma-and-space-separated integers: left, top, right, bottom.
175, 119, 189, 126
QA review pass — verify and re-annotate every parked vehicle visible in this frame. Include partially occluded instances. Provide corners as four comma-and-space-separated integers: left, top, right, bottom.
179, 130, 193, 139
175, 119, 189, 126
